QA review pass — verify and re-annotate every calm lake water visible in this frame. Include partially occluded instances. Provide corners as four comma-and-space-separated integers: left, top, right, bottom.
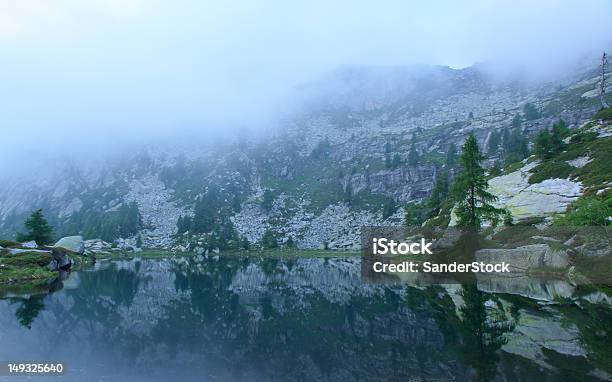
0, 256, 610, 381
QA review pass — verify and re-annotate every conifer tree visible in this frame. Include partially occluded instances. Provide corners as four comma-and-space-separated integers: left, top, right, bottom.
408, 142, 419, 166
261, 189, 274, 212
452, 135, 505, 228
391, 153, 402, 169
534, 122, 566, 160
446, 143, 458, 167
17, 209, 54, 245
344, 182, 353, 205
428, 169, 449, 215
487, 130, 502, 156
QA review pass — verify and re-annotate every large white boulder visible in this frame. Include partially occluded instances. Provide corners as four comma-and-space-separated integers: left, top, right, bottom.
487, 160, 582, 221
53, 236, 85, 255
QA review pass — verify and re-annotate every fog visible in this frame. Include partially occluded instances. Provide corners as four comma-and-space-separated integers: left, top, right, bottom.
1, 0, 611, 173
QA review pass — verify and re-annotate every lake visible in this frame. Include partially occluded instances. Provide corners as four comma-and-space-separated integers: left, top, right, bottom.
0, 255, 610, 381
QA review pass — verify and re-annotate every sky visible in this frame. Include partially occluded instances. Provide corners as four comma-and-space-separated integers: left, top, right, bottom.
0, 0, 611, 170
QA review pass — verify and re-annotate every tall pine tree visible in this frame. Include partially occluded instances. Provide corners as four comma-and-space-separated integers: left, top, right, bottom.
452, 135, 505, 228
17, 209, 54, 245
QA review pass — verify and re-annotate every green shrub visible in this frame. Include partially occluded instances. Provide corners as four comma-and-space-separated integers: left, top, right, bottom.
261, 229, 278, 249
592, 107, 612, 121
570, 130, 598, 144
0, 251, 52, 267
555, 196, 611, 226
528, 161, 573, 184
0, 240, 21, 248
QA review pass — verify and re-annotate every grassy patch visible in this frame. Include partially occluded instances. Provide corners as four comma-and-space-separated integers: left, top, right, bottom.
528, 160, 573, 184
0, 251, 56, 288
554, 195, 612, 226
502, 161, 524, 175
0, 251, 52, 267
572, 137, 612, 194
592, 107, 612, 121
0, 240, 21, 249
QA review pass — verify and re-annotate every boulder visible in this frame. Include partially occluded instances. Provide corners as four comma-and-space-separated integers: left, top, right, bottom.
84, 239, 112, 251
54, 236, 85, 255
21, 240, 38, 248
475, 244, 569, 274
477, 274, 574, 301
487, 161, 582, 221
503, 310, 586, 368
48, 256, 73, 271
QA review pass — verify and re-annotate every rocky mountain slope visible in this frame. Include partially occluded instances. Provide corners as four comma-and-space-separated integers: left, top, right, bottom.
0, 62, 609, 249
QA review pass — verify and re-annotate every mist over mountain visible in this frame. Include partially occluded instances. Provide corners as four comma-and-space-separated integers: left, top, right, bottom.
1, 55, 610, 249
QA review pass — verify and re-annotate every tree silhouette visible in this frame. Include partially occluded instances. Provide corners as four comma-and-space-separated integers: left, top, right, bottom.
11, 296, 45, 329
16, 209, 54, 245
452, 135, 505, 228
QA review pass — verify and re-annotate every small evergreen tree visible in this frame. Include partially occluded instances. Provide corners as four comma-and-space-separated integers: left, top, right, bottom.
382, 199, 397, 219
408, 142, 419, 166
285, 236, 295, 248
534, 124, 566, 160
487, 130, 501, 156
489, 162, 502, 177
446, 143, 458, 167
261, 229, 278, 249
391, 153, 402, 169
452, 135, 505, 228
523, 103, 540, 120
261, 189, 274, 212
502, 128, 529, 165
405, 202, 426, 226
192, 185, 220, 233
384, 141, 391, 153
511, 114, 522, 129
16, 209, 54, 245
311, 137, 331, 159
344, 182, 353, 205
232, 194, 242, 212
428, 169, 449, 214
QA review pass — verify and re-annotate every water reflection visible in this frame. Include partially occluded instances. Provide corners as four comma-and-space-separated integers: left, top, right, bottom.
0, 256, 610, 381
9, 295, 45, 329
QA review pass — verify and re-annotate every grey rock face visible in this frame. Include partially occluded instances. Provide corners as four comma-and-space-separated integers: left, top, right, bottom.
54, 236, 85, 255
125, 175, 191, 248
477, 274, 575, 301
503, 309, 587, 365
487, 161, 582, 221
48, 255, 73, 271
475, 243, 569, 273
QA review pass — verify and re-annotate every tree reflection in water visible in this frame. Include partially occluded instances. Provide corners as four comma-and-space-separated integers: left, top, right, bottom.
10, 295, 45, 329
459, 284, 514, 381
1, 257, 609, 381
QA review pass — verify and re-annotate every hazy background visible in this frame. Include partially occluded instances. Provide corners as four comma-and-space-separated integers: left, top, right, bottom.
1, 0, 611, 172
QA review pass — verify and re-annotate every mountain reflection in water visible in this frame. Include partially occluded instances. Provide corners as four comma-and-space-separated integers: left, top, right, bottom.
0, 256, 610, 382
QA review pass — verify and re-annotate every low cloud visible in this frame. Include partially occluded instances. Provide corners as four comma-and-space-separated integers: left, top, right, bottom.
0, 0, 611, 174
